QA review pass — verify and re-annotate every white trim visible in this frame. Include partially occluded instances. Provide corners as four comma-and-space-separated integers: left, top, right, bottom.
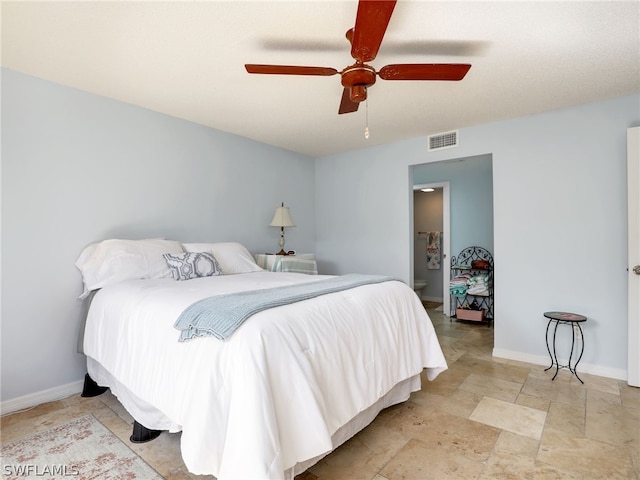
493, 348, 627, 381
627, 126, 640, 387
1, 379, 84, 416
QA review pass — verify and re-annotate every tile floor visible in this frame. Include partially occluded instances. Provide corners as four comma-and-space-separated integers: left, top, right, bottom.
2, 304, 638, 479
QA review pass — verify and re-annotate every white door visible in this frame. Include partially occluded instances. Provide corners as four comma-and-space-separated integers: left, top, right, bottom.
628, 126, 640, 387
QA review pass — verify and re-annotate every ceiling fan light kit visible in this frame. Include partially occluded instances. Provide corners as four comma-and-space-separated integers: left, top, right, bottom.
245, 0, 471, 115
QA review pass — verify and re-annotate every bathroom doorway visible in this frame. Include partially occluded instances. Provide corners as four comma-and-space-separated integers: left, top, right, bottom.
413, 182, 451, 316
410, 154, 494, 320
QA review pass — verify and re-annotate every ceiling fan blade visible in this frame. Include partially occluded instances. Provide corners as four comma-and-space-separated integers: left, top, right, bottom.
245, 64, 338, 76
350, 0, 397, 63
338, 88, 360, 114
378, 63, 471, 81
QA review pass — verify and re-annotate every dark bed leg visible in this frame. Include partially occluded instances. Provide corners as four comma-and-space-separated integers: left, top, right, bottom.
81, 374, 161, 443
130, 421, 162, 443
80, 373, 109, 397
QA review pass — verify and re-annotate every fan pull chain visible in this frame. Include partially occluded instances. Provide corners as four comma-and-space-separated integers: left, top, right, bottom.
364, 93, 370, 140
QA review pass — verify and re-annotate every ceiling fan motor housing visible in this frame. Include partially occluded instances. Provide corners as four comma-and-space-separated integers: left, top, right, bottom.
341, 63, 376, 102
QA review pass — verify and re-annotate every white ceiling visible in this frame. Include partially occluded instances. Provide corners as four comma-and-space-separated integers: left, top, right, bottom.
2, 1, 639, 158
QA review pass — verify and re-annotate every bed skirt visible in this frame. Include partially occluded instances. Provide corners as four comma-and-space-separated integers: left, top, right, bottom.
86, 357, 420, 478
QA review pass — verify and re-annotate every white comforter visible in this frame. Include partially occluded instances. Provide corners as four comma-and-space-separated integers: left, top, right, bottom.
83, 272, 447, 479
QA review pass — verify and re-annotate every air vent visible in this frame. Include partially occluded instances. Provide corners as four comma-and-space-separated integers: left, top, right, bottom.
428, 130, 459, 151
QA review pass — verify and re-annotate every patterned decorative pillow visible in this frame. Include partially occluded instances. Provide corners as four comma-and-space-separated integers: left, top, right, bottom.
163, 252, 223, 281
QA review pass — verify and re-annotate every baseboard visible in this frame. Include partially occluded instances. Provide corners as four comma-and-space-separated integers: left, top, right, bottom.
421, 295, 443, 303
1, 379, 84, 416
492, 348, 628, 381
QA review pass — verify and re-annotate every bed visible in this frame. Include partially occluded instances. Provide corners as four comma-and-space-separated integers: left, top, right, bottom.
77, 239, 447, 479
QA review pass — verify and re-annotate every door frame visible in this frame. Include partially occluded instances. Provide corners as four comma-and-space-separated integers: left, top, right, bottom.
627, 126, 639, 387
412, 181, 451, 316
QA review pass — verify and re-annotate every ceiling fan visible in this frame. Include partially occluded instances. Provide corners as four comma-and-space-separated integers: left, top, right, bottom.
245, 0, 471, 115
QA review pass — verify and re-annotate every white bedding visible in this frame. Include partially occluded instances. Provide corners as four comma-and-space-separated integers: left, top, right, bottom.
83, 271, 447, 479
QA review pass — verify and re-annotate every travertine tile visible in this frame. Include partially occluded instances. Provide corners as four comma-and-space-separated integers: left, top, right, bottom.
469, 397, 547, 440
515, 393, 550, 412
571, 372, 622, 395
436, 332, 466, 345
586, 387, 621, 406
377, 404, 500, 462
308, 425, 403, 480
537, 429, 636, 478
0, 420, 37, 442
412, 388, 483, 419
619, 383, 640, 409
0, 399, 65, 428
527, 365, 576, 384
421, 365, 470, 396
544, 401, 585, 436
497, 358, 541, 371
1, 403, 112, 442
294, 470, 320, 480
478, 450, 536, 480
380, 438, 484, 480
3, 307, 637, 480
184, 468, 215, 480
531, 463, 583, 480
585, 395, 640, 449
493, 430, 540, 458
165, 467, 196, 480
521, 374, 587, 407
455, 354, 530, 384
437, 343, 467, 364
131, 432, 184, 477
458, 372, 523, 403
60, 393, 107, 412
457, 345, 494, 362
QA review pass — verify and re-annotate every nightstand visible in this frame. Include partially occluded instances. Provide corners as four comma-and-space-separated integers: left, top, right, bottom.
255, 253, 318, 275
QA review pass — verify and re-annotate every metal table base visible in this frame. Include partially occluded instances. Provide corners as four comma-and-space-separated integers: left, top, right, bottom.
543, 311, 587, 384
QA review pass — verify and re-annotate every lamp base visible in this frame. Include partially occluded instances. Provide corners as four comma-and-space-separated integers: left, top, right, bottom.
275, 249, 289, 255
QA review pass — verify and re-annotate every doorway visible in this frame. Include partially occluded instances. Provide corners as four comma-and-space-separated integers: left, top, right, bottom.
413, 183, 451, 316
410, 154, 494, 320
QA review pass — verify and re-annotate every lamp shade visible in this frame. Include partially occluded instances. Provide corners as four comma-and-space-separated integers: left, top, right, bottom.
269, 205, 295, 227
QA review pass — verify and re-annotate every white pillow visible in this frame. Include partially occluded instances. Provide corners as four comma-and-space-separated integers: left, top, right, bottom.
181, 242, 263, 275
76, 238, 184, 297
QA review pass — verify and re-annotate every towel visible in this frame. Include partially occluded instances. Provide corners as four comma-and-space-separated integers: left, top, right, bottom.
426, 231, 441, 269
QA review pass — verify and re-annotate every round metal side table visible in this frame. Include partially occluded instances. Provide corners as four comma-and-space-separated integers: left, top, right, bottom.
543, 311, 587, 383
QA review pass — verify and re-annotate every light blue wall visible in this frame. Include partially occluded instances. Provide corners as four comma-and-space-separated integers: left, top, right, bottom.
413, 154, 493, 259
1, 68, 315, 401
316, 94, 640, 379
3, 65, 638, 404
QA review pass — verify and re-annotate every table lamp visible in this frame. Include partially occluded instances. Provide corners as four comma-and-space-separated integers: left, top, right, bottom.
269, 202, 295, 255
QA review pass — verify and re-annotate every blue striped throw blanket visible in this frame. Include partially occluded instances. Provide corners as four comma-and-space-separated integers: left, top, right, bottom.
174, 273, 397, 341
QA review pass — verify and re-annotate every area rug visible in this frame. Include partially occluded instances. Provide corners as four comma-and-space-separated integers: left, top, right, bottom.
1, 414, 162, 479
